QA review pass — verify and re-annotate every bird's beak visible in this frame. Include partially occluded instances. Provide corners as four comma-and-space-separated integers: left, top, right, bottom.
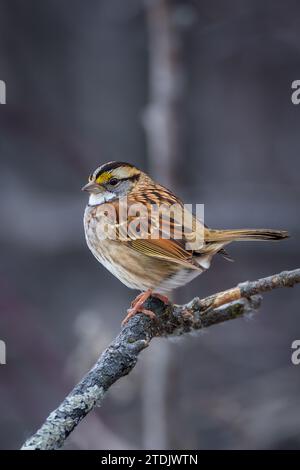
81, 182, 102, 193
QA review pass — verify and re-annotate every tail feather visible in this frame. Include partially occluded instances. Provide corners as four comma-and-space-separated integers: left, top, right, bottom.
205, 228, 289, 243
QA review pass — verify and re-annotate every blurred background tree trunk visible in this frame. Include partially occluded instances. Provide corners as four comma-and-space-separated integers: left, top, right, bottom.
142, 0, 186, 449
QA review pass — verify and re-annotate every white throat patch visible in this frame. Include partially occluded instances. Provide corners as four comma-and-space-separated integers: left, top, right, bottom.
88, 191, 115, 206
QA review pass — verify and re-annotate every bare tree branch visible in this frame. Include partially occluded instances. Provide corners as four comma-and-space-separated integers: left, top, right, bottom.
21, 268, 300, 450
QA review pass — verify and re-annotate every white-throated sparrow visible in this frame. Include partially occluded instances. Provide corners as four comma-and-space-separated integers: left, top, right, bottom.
82, 161, 288, 324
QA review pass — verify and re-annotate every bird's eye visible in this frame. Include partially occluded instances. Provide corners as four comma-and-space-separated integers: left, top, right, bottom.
109, 178, 119, 186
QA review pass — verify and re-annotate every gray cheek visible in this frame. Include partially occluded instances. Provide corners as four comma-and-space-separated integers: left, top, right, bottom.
115, 180, 132, 197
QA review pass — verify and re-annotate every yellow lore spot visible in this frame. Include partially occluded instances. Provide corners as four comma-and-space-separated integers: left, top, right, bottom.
95, 172, 111, 184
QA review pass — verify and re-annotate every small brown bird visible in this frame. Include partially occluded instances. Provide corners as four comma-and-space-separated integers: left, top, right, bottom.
82, 161, 288, 324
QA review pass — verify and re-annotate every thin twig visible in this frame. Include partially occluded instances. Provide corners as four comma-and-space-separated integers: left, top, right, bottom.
21, 268, 300, 450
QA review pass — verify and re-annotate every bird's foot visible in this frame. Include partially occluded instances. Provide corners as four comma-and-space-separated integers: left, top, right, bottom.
122, 306, 157, 326
122, 290, 170, 326
123, 289, 167, 325
130, 290, 152, 308
131, 291, 170, 307
122, 289, 155, 325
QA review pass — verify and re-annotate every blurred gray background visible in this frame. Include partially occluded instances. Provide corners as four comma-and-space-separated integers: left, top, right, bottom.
0, 0, 300, 450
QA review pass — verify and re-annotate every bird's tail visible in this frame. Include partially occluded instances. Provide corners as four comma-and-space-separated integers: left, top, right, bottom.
205, 228, 289, 243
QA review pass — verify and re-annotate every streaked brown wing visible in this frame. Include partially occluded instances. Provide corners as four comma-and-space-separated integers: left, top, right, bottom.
123, 194, 203, 268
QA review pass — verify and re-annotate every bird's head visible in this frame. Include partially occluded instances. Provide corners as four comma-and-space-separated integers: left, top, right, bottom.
82, 161, 142, 206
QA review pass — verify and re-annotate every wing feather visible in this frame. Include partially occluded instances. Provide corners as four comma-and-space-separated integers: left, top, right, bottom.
101, 190, 209, 269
